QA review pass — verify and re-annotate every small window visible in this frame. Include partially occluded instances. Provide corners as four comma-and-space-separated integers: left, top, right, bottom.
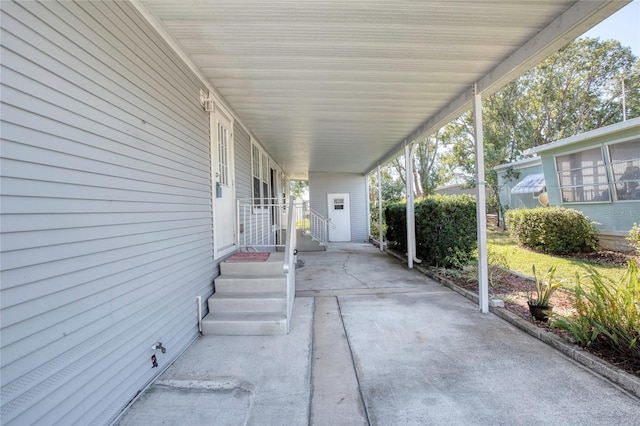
555, 147, 610, 203
262, 153, 269, 205
251, 143, 272, 208
609, 140, 640, 201
252, 145, 261, 206
334, 198, 344, 210
217, 123, 229, 186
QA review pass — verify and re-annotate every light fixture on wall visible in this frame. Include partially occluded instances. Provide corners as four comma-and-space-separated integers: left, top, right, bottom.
199, 90, 215, 112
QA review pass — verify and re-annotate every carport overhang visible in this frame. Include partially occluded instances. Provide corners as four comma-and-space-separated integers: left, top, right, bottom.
134, 0, 629, 313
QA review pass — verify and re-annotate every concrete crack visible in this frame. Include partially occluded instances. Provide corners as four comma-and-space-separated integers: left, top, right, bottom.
342, 253, 370, 288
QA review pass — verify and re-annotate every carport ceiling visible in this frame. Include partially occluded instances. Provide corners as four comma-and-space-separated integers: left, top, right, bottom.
138, 0, 627, 179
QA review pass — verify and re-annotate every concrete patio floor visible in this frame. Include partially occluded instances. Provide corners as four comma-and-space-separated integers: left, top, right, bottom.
116, 243, 640, 426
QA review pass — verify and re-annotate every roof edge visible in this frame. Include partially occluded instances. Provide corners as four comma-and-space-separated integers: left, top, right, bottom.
527, 117, 640, 155
493, 157, 542, 171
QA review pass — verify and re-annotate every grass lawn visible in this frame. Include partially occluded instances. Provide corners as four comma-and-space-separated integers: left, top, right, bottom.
486, 226, 627, 285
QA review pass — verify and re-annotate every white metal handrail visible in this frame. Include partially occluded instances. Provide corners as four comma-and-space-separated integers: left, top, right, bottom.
283, 196, 296, 333
236, 198, 287, 249
293, 201, 331, 246
236, 199, 331, 251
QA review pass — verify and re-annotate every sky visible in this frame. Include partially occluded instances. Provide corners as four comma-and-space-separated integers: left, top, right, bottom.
581, 0, 640, 56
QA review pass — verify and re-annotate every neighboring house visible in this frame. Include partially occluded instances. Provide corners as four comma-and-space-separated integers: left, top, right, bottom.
495, 157, 546, 217
529, 118, 640, 252
0, 1, 626, 424
496, 118, 640, 251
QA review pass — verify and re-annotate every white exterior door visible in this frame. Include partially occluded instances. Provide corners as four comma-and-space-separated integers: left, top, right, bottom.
211, 109, 236, 258
327, 193, 351, 242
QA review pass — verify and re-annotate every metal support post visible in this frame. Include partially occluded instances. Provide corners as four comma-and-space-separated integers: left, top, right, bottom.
404, 143, 414, 269
377, 164, 384, 251
473, 84, 489, 314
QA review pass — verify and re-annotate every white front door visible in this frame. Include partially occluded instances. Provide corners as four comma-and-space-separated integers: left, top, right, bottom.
211, 109, 236, 259
327, 193, 351, 242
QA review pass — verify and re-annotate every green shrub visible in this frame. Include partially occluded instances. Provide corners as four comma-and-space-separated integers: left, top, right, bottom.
384, 194, 477, 268
384, 202, 408, 250
628, 223, 640, 255
552, 261, 640, 362
505, 207, 598, 254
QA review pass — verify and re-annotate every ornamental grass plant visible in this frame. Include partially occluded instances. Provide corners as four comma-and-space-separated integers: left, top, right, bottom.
552, 261, 640, 362
528, 265, 562, 307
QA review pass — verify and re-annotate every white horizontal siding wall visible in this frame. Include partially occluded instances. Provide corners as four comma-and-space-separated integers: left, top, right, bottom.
1, 1, 216, 425
308, 172, 368, 242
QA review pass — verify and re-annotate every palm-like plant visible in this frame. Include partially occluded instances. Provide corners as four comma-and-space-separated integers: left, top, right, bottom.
528, 265, 562, 307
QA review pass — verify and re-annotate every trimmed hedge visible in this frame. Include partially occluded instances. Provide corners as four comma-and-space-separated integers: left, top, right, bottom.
385, 195, 477, 268
505, 207, 598, 255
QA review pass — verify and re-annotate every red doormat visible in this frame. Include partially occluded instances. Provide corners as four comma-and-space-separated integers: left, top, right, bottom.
225, 252, 271, 262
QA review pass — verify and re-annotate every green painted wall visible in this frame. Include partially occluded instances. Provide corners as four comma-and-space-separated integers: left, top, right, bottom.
536, 119, 640, 233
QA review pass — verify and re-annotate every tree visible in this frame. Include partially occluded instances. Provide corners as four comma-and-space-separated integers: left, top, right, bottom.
442, 38, 640, 214
388, 133, 450, 199
289, 180, 308, 200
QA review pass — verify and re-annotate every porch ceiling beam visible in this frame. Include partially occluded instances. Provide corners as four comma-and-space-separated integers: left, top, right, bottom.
366, 0, 629, 174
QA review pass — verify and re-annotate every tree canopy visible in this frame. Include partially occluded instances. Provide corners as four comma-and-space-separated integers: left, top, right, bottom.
370, 37, 640, 214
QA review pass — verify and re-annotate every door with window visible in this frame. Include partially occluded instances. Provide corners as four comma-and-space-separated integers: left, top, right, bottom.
211, 109, 236, 258
327, 193, 351, 242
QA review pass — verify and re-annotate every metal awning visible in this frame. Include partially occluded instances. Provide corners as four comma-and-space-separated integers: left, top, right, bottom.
511, 173, 546, 194
136, 0, 629, 179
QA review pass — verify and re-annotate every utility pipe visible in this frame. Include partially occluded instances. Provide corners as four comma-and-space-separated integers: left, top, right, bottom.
196, 296, 202, 333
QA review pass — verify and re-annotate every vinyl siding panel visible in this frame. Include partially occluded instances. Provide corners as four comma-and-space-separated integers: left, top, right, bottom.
308, 172, 368, 242
0, 1, 216, 425
234, 122, 252, 200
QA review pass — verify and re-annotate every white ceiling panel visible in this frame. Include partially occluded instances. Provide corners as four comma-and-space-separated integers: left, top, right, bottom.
139, 0, 628, 178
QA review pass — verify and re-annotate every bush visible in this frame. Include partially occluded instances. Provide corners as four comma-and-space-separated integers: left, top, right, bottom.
385, 194, 477, 268
505, 207, 598, 254
628, 223, 640, 255
552, 261, 640, 363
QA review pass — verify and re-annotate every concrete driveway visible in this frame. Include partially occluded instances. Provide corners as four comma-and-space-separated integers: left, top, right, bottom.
116, 243, 640, 426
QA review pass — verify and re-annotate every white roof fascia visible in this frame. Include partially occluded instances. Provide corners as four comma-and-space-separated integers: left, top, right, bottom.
527, 116, 640, 155
367, 0, 629, 175
493, 157, 541, 171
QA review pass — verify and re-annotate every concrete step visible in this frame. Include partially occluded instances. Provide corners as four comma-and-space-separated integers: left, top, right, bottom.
297, 235, 327, 252
208, 291, 286, 312
276, 230, 327, 252
214, 274, 286, 293
220, 252, 285, 276
201, 311, 287, 335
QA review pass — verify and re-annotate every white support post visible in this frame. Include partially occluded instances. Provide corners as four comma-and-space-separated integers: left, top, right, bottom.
473, 84, 489, 314
404, 144, 414, 269
365, 174, 371, 239
377, 165, 384, 251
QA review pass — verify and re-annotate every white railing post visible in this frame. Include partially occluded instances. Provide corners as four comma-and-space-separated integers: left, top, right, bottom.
283, 196, 297, 333
235, 198, 330, 251
236, 199, 241, 249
